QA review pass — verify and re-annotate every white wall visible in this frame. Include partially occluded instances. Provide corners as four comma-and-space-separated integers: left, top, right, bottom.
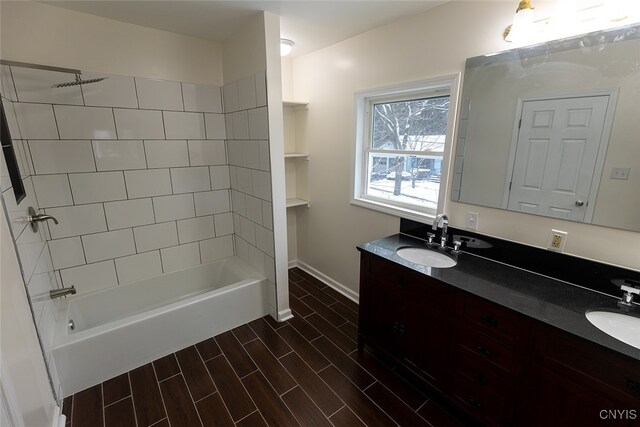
0, 1, 223, 85
289, 1, 640, 294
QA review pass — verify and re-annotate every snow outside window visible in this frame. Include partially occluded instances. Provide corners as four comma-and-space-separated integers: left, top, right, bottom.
352, 75, 460, 223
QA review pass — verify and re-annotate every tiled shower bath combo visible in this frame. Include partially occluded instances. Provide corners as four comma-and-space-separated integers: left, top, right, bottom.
0, 64, 277, 398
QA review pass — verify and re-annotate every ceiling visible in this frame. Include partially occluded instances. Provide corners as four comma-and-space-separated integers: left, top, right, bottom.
44, 1, 447, 57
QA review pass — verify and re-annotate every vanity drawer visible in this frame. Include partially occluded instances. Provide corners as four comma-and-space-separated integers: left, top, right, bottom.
365, 254, 454, 311
458, 293, 531, 350
454, 351, 517, 396
458, 327, 523, 376
451, 371, 514, 427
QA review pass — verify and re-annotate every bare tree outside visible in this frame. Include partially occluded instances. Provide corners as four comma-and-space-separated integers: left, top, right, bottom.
369, 96, 450, 199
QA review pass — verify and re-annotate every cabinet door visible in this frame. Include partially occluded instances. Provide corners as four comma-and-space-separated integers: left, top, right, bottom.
359, 275, 405, 356
518, 364, 638, 427
404, 298, 452, 388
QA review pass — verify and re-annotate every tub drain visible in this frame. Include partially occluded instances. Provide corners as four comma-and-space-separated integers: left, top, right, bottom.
68, 319, 75, 331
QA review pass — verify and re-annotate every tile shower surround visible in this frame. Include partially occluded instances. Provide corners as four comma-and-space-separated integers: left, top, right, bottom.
4, 66, 276, 298
1, 63, 63, 398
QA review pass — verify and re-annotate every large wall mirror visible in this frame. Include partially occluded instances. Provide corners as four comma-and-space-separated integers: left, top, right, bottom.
451, 23, 639, 232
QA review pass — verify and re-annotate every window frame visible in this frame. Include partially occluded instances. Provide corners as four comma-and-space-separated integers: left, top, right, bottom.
351, 74, 461, 223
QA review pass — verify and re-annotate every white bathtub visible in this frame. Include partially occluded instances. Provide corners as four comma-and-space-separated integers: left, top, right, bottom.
51, 256, 271, 396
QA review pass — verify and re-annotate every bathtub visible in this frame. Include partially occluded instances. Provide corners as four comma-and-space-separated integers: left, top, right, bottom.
51, 256, 271, 396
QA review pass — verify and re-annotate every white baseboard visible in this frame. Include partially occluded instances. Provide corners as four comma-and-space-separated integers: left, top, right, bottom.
288, 259, 298, 269
277, 308, 293, 322
293, 260, 359, 304
52, 406, 64, 427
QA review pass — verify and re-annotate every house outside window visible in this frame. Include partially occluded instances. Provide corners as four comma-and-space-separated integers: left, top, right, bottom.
352, 75, 460, 222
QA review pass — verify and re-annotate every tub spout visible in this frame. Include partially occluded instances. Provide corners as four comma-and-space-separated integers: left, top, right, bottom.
50, 286, 76, 299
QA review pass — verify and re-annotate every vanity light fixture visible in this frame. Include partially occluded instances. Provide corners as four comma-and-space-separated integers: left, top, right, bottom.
504, 0, 535, 42
280, 38, 295, 56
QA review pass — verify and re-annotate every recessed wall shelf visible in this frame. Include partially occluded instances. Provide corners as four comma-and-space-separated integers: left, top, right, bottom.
284, 153, 309, 159
286, 198, 310, 208
283, 101, 309, 110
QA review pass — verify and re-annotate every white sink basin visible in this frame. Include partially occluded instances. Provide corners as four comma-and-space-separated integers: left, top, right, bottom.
586, 311, 640, 349
396, 247, 457, 268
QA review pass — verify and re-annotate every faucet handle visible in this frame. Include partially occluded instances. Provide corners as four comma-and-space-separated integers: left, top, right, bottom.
427, 233, 436, 246
452, 240, 462, 254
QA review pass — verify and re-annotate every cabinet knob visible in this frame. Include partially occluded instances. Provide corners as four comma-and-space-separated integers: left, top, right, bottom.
480, 314, 498, 327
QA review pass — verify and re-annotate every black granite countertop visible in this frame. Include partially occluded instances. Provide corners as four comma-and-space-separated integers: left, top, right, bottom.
358, 233, 640, 362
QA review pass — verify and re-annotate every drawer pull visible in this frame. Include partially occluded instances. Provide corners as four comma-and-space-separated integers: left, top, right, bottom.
468, 398, 484, 410
627, 379, 640, 396
476, 345, 492, 358
480, 314, 498, 327
473, 373, 488, 385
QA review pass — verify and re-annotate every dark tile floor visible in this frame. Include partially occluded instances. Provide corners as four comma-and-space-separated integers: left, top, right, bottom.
63, 267, 462, 427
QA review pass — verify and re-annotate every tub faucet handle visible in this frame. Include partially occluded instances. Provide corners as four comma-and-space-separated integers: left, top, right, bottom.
50, 286, 76, 300
27, 206, 59, 233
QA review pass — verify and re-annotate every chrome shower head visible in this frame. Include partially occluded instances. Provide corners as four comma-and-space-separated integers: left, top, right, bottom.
52, 73, 108, 88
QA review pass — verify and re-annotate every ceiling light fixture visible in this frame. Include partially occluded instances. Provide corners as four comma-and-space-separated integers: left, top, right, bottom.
504, 0, 535, 42
280, 38, 295, 56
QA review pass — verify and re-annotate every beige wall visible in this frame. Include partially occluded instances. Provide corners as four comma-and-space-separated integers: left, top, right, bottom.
222, 13, 267, 84
0, 1, 223, 85
290, 1, 640, 294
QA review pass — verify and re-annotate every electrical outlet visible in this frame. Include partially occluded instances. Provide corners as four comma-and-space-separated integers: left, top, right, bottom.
547, 229, 568, 252
466, 212, 479, 231
611, 167, 630, 180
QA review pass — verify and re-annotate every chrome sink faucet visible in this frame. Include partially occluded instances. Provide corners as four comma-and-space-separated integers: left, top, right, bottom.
432, 214, 449, 249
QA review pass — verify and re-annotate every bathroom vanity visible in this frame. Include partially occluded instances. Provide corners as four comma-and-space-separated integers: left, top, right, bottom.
357, 233, 640, 426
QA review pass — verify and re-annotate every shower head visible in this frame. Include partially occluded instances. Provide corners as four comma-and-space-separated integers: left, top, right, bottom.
52, 73, 108, 88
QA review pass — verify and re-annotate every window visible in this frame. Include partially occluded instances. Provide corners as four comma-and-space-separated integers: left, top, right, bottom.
352, 75, 459, 222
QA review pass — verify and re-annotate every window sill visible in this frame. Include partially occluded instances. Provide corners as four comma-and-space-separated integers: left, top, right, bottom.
350, 197, 436, 225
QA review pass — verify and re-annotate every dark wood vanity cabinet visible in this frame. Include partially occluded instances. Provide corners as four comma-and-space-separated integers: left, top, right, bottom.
358, 251, 640, 427
517, 326, 640, 427
358, 252, 455, 391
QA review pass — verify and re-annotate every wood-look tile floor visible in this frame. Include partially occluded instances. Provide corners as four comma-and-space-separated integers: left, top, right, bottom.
63, 267, 463, 427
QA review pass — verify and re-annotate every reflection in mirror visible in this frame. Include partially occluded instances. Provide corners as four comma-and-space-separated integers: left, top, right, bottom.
452, 24, 640, 232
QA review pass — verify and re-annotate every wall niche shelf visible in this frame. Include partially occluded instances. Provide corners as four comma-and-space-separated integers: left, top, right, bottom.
283, 100, 309, 208
283, 101, 309, 110
284, 153, 309, 159
286, 198, 310, 208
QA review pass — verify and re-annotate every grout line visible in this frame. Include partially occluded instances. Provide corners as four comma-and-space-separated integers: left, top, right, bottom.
193, 390, 216, 404
101, 383, 106, 427
126, 372, 139, 427
233, 409, 258, 424
415, 400, 428, 413
217, 339, 264, 423
102, 394, 130, 409
326, 403, 347, 420
111, 108, 118, 140
148, 418, 169, 427
132, 77, 140, 109
151, 360, 172, 426
238, 369, 259, 381
157, 372, 181, 383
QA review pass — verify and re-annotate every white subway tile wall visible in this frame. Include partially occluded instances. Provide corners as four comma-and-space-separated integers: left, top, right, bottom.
225, 71, 275, 281
3, 66, 238, 297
